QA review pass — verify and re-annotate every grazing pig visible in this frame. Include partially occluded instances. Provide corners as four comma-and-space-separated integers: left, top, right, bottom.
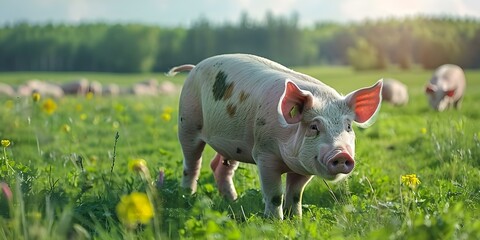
169, 54, 383, 219
382, 79, 408, 106
88, 81, 103, 95
102, 83, 121, 96
0, 83, 15, 97
425, 64, 466, 111
17, 80, 64, 98
61, 79, 90, 95
158, 81, 178, 95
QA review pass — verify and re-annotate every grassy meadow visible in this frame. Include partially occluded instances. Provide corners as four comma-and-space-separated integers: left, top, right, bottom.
0, 66, 479, 239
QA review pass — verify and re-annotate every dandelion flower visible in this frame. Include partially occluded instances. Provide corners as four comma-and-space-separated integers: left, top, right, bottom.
85, 92, 94, 100
161, 113, 171, 122
5, 100, 14, 110
61, 124, 71, 133
1, 139, 10, 148
420, 128, 427, 134
401, 174, 421, 189
80, 113, 87, 121
128, 159, 148, 173
116, 192, 154, 226
75, 104, 83, 112
32, 92, 41, 102
42, 98, 57, 115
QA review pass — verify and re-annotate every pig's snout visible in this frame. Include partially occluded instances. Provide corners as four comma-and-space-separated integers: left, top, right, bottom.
326, 151, 355, 175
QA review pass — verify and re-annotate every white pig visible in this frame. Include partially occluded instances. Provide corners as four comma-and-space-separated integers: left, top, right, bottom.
382, 79, 408, 106
425, 64, 466, 111
169, 54, 383, 219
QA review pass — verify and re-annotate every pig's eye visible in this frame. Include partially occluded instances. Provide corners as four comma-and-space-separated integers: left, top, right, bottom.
308, 123, 321, 137
346, 122, 352, 132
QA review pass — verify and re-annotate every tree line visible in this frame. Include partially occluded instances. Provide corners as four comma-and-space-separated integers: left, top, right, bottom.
0, 13, 479, 72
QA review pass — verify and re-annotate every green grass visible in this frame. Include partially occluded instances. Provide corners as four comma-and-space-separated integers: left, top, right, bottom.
0, 66, 479, 239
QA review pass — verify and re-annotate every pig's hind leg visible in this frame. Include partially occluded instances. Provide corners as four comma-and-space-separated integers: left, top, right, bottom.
178, 90, 206, 194
210, 153, 239, 200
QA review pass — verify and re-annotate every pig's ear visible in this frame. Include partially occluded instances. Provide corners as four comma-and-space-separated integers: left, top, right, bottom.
425, 84, 435, 94
445, 89, 455, 97
278, 79, 313, 125
345, 79, 383, 128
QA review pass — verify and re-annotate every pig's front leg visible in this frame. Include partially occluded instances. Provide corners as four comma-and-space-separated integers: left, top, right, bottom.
257, 157, 284, 219
284, 173, 313, 218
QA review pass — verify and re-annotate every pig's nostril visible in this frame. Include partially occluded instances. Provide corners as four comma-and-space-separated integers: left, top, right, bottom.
345, 159, 353, 166
332, 160, 339, 166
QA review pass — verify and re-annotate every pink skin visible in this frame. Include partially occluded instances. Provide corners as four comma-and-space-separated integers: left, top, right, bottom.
173, 54, 382, 219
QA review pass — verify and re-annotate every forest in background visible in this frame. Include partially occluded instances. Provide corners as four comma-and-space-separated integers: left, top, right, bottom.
1, 13, 479, 72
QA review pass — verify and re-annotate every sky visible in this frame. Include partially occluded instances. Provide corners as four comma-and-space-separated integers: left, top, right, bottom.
1, 0, 480, 27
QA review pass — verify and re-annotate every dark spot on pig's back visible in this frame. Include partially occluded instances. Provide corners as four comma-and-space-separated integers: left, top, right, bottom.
236, 148, 242, 154
226, 104, 236, 117
212, 71, 234, 101
239, 91, 250, 103
223, 84, 234, 100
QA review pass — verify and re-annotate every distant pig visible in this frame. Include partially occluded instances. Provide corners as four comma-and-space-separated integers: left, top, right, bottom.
169, 54, 383, 219
425, 64, 466, 111
0, 83, 15, 97
382, 79, 408, 106
61, 79, 89, 95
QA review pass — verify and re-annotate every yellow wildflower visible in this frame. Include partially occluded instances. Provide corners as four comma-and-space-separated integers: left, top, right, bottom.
420, 128, 427, 134
116, 192, 154, 226
161, 113, 171, 122
128, 159, 148, 173
75, 104, 83, 112
1, 139, 10, 148
42, 98, 57, 115
61, 124, 71, 133
32, 92, 41, 102
80, 113, 87, 121
5, 100, 14, 110
85, 92, 94, 100
112, 121, 120, 129
401, 174, 421, 189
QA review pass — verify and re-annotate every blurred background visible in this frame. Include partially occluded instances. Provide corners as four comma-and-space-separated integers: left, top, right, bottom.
1, 0, 479, 72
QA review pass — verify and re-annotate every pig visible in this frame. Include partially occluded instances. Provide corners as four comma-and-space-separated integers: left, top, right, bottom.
129, 83, 157, 96
102, 83, 121, 96
88, 81, 103, 95
129, 79, 159, 96
61, 79, 90, 95
0, 83, 15, 97
381, 79, 408, 106
425, 64, 466, 111
158, 81, 178, 95
169, 54, 383, 219
17, 80, 64, 98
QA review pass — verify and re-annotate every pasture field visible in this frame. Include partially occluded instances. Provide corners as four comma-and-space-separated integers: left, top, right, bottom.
0, 66, 479, 239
